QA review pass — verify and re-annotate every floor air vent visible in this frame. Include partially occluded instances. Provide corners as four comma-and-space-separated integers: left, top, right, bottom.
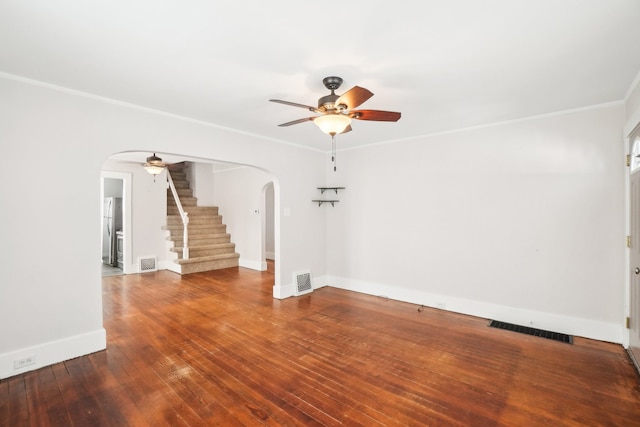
138, 256, 158, 273
488, 320, 573, 344
293, 271, 313, 296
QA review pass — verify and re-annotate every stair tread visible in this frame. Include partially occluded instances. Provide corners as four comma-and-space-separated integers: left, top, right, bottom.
167, 232, 230, 239
162, 224, 226, 230
167, 207, 219, 213
166, 219, 222, 225
170, 243, 235, 252
175, 253, 240, 265
167, 214, 222, 221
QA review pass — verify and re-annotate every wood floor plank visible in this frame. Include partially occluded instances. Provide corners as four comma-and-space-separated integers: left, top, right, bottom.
52, 357, 111, 427
5, 375, 29, 426
35, 367, 72, 427
0, 374, 8, 423
4, 264, 640, 425
23, 371, 49, 427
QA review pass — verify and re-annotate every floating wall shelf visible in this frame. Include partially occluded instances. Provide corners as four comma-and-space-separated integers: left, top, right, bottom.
317, 187, 345, 195
313, 187, 345, 207
312, 200, 339, 207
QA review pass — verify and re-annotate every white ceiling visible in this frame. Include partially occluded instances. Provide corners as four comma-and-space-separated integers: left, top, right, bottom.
2, 0, 640, 152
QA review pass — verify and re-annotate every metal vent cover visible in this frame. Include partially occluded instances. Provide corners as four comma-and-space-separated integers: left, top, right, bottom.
138, 256, 157, 273
293, 270, 313, 296
488, 320, 573, 344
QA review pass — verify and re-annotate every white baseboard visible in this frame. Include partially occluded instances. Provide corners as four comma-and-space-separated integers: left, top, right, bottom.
325, 276, 622, 344
0, 328, 107, 379
273, 274, 327, 299
273, 282, 293, 299
266, 251, 275, 260
239, 258, 267, 271
163, 261, 181, 275
311, 274, 328, 290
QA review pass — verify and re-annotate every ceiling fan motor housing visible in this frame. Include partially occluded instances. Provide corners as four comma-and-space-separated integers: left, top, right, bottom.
318, 93, 340, 111
319, 76, 344, 111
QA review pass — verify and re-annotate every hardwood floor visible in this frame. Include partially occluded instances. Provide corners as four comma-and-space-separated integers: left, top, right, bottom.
2, 264, 640, 426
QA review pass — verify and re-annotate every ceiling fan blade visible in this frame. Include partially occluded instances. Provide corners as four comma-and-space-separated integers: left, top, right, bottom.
277, 117, 316, 127
335, 86, 374, 110
350, 109, 401, 122
270, 99, 319, 112
340, 124, 352, 134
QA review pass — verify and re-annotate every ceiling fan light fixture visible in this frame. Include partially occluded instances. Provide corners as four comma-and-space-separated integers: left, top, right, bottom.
313, 114, 351, 135
143, 153, 166, 175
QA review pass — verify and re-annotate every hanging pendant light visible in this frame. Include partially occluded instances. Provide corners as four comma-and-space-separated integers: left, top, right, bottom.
313, 114, 351, 135
143, 153, 166, 175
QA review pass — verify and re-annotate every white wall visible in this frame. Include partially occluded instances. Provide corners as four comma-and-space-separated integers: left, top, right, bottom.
0, 75, 327, 378
213, 166, 274, 271
187, 161, 215, 206
103, 178, 123, 198
265, 182, 275, 260
326, 105, 626, 342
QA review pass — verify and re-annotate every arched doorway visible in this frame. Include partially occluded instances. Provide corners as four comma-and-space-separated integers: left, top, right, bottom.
101, 152, 279, 281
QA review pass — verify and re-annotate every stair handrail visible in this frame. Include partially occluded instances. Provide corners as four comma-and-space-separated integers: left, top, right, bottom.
166, 169, 189, 260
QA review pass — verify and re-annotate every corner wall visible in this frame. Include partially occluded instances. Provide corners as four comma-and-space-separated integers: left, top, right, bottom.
326, 104, 626, 342
213, 166, 274, 271
0, 75, 326, 378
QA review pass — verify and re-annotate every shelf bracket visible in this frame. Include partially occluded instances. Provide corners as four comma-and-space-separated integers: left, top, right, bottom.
312, 200, 339, 207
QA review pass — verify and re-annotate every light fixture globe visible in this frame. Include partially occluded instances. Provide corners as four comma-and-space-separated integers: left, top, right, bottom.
313, 114, 351, 135
143, 153, 166, 175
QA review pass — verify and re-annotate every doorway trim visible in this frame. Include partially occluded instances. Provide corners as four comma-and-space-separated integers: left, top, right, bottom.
261, 181, 275, 267
101, 171, 132, 274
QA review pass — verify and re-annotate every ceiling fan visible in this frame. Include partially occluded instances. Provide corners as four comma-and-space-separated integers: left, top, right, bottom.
270, 76, 401, 171
269, 76, 401, 136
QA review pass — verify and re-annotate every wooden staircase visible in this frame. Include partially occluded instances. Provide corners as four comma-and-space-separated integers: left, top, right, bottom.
163, 163, 239, 274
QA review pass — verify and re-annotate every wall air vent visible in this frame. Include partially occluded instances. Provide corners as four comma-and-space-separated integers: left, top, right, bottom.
138, 256, 158, 273
293, 270, 313, 296
488, 320, 573, 344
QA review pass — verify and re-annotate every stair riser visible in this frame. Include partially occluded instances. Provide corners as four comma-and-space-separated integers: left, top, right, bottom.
164, 223, 226, 230
166, 217, 222, 226
167, 207, 219, 216
175, 247, 236, 258
171, 243, 235, 253
179, 258, 239, 274
165, 226, 227, 236
168, 189, 193, 197
169, 198, 197, 207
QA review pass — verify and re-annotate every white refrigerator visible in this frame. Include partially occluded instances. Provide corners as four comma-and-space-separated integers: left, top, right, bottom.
102, 197, 123, 266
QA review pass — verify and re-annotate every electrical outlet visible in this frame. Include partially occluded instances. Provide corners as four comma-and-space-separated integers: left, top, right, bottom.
13, 355, 36, 370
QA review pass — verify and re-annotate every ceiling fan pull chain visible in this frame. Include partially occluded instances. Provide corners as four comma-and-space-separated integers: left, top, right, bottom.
332, 135, 337, 171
